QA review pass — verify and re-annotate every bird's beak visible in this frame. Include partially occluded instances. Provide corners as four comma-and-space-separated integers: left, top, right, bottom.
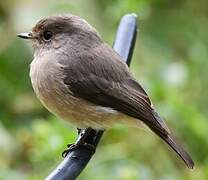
17, 32, 34, 39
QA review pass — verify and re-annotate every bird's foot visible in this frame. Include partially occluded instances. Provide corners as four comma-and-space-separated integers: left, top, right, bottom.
62, 143, 95, 158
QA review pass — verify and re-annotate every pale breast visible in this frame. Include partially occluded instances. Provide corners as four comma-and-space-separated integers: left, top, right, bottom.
29, 53, 129, 129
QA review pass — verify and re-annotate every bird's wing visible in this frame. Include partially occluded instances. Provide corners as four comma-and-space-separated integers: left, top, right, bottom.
63, 43, 168, 135
63, 43, 194, 168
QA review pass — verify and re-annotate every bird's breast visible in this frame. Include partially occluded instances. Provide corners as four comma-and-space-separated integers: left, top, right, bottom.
29, 55, 126, 129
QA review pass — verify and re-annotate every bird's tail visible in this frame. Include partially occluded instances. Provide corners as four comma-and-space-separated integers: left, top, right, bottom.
156, 131, 194, 169
148, 111, 194, 169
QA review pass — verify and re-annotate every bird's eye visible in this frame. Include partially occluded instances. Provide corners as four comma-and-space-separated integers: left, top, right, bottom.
43, 31, 53, 41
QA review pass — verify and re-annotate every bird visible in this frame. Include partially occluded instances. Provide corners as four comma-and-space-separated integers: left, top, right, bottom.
18, 14, 194, 169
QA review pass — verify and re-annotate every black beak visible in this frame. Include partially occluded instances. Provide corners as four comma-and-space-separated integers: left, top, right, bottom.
18, 32, 33, 39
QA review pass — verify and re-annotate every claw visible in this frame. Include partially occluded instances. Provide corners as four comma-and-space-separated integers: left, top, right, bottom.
62, 143, 96, 158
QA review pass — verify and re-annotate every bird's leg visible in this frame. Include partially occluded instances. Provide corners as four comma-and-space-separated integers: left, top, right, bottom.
62, 127, 96, 158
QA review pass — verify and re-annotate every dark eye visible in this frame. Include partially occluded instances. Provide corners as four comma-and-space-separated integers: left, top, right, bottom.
43, 31, 53, 41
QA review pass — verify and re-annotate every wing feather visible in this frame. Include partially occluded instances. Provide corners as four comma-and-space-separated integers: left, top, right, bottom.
62, 43, 194, 168
63, 43, 168, 135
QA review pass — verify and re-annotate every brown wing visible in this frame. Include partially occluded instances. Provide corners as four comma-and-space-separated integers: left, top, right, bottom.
62, 43, 194, 168
63, 43, 168, 134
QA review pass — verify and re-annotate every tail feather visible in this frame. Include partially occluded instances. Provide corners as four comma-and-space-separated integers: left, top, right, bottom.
158, 133, 194, 169
146, 110, 194, 169
148, 121, 194, 169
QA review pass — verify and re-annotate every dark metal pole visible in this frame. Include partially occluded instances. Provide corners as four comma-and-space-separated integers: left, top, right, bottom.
113, 13, 137, 65
45, 13, 138, 180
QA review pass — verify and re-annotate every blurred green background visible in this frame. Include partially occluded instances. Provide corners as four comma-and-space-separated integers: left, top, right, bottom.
0, 0, 207, 179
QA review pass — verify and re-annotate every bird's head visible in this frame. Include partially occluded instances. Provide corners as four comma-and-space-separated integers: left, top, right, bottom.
18, 14, 101, 52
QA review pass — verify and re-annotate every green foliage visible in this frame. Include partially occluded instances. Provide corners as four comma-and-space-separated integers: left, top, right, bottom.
0, 0, 207, 179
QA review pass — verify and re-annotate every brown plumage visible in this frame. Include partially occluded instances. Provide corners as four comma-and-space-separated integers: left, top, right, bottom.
18, 14, 194, 169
